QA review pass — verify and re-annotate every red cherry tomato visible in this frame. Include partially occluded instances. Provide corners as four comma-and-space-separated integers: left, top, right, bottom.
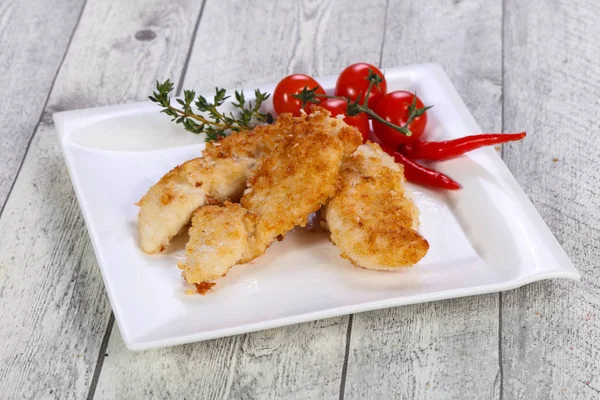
334, 63, 387, 109
318, 98, 370, 142
372, 91, 428, 147
273, 74, 326, 117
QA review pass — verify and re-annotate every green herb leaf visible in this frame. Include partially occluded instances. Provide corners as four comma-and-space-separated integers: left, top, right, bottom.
149, 79, 274, 142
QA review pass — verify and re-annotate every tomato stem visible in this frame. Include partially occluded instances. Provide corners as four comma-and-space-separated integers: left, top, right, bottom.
363, 108, 412, 135
363, 79, 374, 108
401, 91, 434, 131
362, 68, 383, 106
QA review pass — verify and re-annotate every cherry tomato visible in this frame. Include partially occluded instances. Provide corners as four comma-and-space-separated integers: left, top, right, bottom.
372, 91, 428, 147
318, 98, 370, 142
334, 63, 387, 109
273, 74, 326, 116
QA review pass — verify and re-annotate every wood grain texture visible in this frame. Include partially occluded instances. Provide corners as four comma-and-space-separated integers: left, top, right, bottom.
94, 1, 387, 399
344, 1, 503, 399
96, 318, 349, 400
502, 0, 600, 398
347, 296, 501, 399
182, 0, 388, 90
0, 0, 204, 398
0, 0, 84, 211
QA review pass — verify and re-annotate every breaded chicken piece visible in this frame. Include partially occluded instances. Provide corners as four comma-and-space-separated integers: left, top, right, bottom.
136, 157, 247, 253
324, 143, 429, 270
181, 202, 252, 284
137, 115, 297, 254
178, 110, 362, 286
240, 114, 353, 258
137, 111, 359, 254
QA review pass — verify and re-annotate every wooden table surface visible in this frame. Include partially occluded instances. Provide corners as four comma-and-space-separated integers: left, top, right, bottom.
1, 0, 598, 398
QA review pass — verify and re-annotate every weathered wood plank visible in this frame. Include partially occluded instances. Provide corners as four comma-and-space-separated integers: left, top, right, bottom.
96, 318, 349, 400
344, 1, 503, 399
502, 1, 600, 398
94, 1, 387, 399
183, 0, 386, 90
0, 1, 204, 398
0, 0, 84, 211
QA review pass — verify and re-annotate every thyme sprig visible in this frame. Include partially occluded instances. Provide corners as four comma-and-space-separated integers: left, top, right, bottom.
149, 80, 273, 142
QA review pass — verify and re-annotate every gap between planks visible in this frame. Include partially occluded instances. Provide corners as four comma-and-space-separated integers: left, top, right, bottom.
86, 314, 114, 400
498, 0, 506, 398
338, 314, 354, 400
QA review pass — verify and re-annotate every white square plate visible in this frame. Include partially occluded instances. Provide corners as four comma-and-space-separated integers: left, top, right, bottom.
54, 64, 580, 351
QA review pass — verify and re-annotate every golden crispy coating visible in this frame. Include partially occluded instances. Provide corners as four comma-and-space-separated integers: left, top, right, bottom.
179, 110, 363, 287
241, 112, 357, 258
179, 202, 251, 283
325, 143, 429, 270
136, 157, 248, 254
136, 119, 289, 254
137, 111, 361, 254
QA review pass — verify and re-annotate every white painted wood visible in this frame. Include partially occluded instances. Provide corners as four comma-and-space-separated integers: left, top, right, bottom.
95, 1, 387, 399
0, 0, 84, 210
96, 318, 349, 400
0, 0, 204, 398
345, 1, 503, 399
502, 1, 600, 398
347, 296, 501, 399
182, 0, 387, 91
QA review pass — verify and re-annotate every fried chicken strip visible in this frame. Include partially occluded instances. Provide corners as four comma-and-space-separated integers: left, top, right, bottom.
136, 115, 300, 254
179, 111, 362, 285
324, 143, 429, 269
182, 202, 251, 285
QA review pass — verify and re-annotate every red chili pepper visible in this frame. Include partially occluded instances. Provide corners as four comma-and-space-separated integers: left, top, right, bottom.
400, 132, 526, 161
381, 145, 461, 190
